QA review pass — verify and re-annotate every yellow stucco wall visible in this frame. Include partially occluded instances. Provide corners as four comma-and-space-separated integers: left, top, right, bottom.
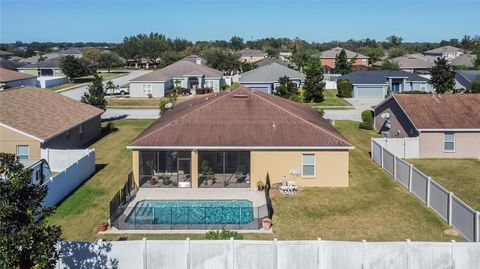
191, 150, 198, 188
0, 125, 41, 159
132, 151, 139, 187
250, 150, 349, 187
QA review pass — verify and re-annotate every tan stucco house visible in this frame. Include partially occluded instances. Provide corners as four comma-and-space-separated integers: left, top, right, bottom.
374, 94, 480, 158
0, 87, 103, 160
127, 87, 353, 189
239, 48, 268, 63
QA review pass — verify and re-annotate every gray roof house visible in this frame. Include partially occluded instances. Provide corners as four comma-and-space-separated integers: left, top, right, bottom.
129, 59, 224, 97
455, 70, 480, 91
423, 46, 464, 60
18, 57, 64, 77
239, 48, 268, 63
390, 54, 433, 74
239, 62, 305, 94
58, 47, 84, 58
338, 70, 432, 99
450, 54, 477, 69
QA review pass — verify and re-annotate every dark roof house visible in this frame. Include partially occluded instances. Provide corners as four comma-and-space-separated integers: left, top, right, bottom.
239, 63, 305, 94
455, 70, 480, 91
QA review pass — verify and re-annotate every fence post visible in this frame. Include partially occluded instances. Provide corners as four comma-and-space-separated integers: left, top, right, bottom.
426, 177, 431, 207
476, 212, 480, 242
230, 238, 235, 269
186, 238, 191, 269
450, 240, 455, 268
143, 237, 147, 269
408, 164, 413, 192
393, 156, 397, 180
317, 238, 322, 269
403, 137, 406, 159
448, 192, 453, 225
273, 238, 278, 269
362, 240, 368, 269
381, 147, 384, 169
406, 239, 411, 269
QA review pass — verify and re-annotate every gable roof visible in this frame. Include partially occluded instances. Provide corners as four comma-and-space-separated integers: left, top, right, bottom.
255, 58, 289, 67
391, 54, 433, 69
0, 87, 103, 141
239, 48, 267, 58
338, 70, 428, 85
182, 55, 207, 65
19, 57, 63, 69
424, 46, 463, 54
450, 54, 476, 68
130, 60, 223, 82
0, 68, 36, 82
239, 63, 305, 83
455, 70, 480, 90
129, 87, 352, 148
0, 58, 26, 71
320, 47, 369, 59
58, 47, 84, 55
392, 94, 480, 129
0, 50, 14, 57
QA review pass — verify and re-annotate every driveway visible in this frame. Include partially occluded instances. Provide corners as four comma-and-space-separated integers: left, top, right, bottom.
323, 98, 383, 121
60, 70, 152, 101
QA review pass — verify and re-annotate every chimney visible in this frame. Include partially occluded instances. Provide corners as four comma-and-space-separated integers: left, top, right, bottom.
195, 57, 202, 65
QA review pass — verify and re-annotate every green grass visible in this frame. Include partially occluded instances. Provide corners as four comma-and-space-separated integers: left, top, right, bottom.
107, 95, 196, 108
48, 72, 126, 91
408, 159, 480, 211
305, 89, 353, 108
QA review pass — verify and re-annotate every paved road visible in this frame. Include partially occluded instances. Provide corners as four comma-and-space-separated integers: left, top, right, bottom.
323, 98, 383, 122
60, 70, 152, 100
101, 108, 160, 120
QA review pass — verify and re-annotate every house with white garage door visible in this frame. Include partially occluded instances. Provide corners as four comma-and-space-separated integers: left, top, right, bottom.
239, 63, 305, 94
338, 70, 433, 99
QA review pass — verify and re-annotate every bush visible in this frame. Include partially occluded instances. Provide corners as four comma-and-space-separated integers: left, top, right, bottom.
205, 230, 244, 240
470, 80, 480, 93
337, 79, 352, 98
359, 109, 374, 130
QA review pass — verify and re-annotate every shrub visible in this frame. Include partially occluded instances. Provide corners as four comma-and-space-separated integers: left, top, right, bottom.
359, 109, 374, 130
470, 80, 480, 93
337, 79, 352, 98
205, 230, 244, 240
315, 108, 325, 116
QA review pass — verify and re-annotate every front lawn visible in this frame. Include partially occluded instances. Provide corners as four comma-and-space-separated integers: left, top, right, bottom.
305, 89, 353, 108
48, 72, 126, 91
107, 94, 196, 108
408, 159, 480, 211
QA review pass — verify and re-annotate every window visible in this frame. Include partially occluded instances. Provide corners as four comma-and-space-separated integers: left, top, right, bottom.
362, 59, 367, 64
205, 80, 213, 88
302, 154, 315, 177
142, 84, 152, 94
444, 132, 455, 152
17, 145, 30, 160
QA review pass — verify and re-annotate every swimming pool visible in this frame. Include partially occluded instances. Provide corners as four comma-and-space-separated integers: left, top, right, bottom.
126, 200, 254, 225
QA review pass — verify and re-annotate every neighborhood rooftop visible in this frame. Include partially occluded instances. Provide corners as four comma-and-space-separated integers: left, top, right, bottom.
392, 94, 480, 129
339, 70, 429, 84
0, 68, 36, 82
239, 48, 268, 57
424, 45, 464, 54
20, 57, 63, 69
129, 87, 352, 148
130, 60, 223, 82
320, 47, 369, 59
391, 54, 433, 69
239, 62, 305, 83
0, 86, 103, 140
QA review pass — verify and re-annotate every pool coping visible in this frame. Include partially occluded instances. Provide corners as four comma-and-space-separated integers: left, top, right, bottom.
99, 227, 273, 234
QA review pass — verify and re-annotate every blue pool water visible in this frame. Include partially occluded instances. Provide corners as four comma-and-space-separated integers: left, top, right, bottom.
126, 200, 254, 225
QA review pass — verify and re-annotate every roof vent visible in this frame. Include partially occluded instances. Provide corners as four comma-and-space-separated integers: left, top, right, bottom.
233, 94, 248, 98
272, 121, 276, 129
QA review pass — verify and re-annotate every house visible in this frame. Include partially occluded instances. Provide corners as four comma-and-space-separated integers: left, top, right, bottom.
182, 55, 207, 65
17, 57, 68, 88
423, 46, 464, 60
0, 58, 26, 70
0, 158, 52, 186
58, 47, 84, 58
390, 54, 433, 74
279, 51, 292, 62
455, 70, 480, 91
255, 58, 289, 68
0, 87, 103, 160
320, 47, 369, 74
127, 87, 353, 189
0, 68, 37, 89
450, 54, 477, 69
129, 59, 224, 97
374, 94, 480, 158
239, 63, 305, 94
239, 48, 268, 63
338, 70, 432, 99
0, 50, 14, 59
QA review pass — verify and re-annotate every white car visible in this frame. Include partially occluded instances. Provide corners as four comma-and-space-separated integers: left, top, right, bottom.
104, 84, 129, 96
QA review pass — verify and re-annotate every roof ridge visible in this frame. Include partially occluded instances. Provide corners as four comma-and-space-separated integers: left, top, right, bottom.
251, 91, 352, 146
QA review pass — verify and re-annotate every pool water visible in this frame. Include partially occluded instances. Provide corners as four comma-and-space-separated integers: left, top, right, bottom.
126, 200, 254, 225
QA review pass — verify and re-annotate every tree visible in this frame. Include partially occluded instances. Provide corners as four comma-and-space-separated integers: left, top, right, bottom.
303, 59, 325, 103
82, 48, 102, 63
202, 47, 240, 71
474, 49, 480, 70
274, 76, 299, 100
429, 57, 456, 93
386, 35, 403, 47
387, 47, 407, 58
470, 80, 480, 93
0, 153, 62, 269
81, 75, 107, 109
98, 52, 124, 72
61, 56, 93, 82
334, 49, 354, 75
230, 36, 244, 50
381, 59, 400, 70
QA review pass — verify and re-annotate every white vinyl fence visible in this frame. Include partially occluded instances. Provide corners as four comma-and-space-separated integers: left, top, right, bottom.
41, 148, 93, 172
42, 149, 96, 207
372, 137, 419, 158
371, 139, 480, 242
56, 239, 480, 269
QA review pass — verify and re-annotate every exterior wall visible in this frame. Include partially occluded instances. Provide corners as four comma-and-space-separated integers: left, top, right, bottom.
0, 125, 42, 159
191, 150, 198, 188
42, 115, 101, 149
132, 150, 140, 187
130, 82, 166, 98
3, 77, 37, 88
419, 131, 480, 158
37, 76, 69, 88
321, 58, 369, 70
374, 97, 419, 138
250, 150, 349, 187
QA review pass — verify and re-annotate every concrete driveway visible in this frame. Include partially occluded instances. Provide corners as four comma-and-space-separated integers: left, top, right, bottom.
323, 98, 383, 122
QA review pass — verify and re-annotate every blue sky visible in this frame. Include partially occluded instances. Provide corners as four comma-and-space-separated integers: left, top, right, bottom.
1, 0, 479, 43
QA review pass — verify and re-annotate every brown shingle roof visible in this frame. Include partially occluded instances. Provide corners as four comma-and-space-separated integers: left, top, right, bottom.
129, 87, 352, 148
0, 87, 104, 140
320, 47, 369, 59
0, 68, 36, 82
393, 94, 480, 129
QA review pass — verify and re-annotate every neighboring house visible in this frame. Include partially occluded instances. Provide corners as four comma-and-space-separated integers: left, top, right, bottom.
0, 87, 103, 160
17, 57, 69, 88
58, 47, 84, 58
129, 59, 224, 97
239, 63, 305, 94
128, 87, 353, 189
239, 48, 268, 63
0, 58, 26, 70
0, 50, 14, 59
455, 70, 480, 91
390, 54, 434, 74
374, 94, 480, 158
0, 68, 37, 89
450, 54, 477, 69
255, 58, 289, 68
19, 159, 52, 185
338, 70, 432, 99
423, 45, 464, 60
320, 47, 369, 74
182, 55, 207, 65
279, 51, 292, 62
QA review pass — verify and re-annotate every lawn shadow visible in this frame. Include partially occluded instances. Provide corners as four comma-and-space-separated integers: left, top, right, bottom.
59, 241, 118, 269
83, 123, 119, 148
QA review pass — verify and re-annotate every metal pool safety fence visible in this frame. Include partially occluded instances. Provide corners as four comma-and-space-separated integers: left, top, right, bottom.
56, 239, 480, 269
371, 139, 480, 242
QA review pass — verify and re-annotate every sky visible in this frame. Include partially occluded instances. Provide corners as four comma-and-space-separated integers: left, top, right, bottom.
0, 0, 479, 43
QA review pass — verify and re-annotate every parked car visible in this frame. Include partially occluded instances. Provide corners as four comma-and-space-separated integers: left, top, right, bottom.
104, 83, 129, 96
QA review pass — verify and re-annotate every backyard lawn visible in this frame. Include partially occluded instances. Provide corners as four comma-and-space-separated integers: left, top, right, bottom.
48, 120, 460, 242
107, 94, 196, 108
408, 159, 480, 211
305, 89, 353, 109
48, 72, 126, 91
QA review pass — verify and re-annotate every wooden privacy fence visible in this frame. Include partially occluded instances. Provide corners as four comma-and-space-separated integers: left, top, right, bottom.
371, 139, 480, 242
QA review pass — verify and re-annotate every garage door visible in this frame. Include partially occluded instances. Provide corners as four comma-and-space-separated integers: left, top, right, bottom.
240, 83, 271, 94
249, 86, 270, 94
355, 86, 384, 98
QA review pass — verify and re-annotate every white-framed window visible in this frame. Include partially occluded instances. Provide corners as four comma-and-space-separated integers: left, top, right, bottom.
142, 84, 152, 94
302, 154, 316, 177
443, 132, 455, 152
16, 145, 30, 160
205, 80, 214, 88
362, 59, 367, 64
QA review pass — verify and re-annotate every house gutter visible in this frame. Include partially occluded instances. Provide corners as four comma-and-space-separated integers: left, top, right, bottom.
126, 146, 355, 150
